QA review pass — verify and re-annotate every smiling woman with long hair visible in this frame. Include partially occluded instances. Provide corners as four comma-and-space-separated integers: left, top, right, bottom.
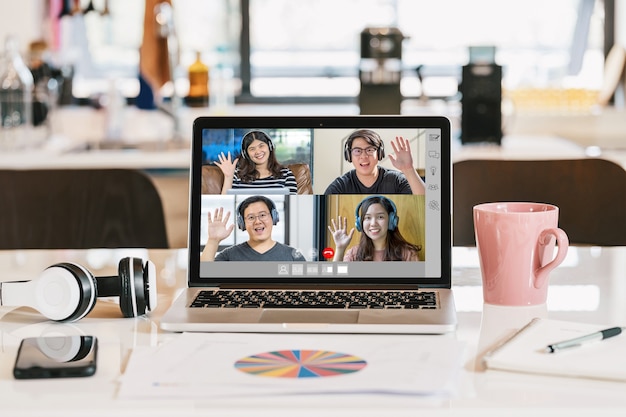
215, 130, 297, 194
329, 195, 422, 262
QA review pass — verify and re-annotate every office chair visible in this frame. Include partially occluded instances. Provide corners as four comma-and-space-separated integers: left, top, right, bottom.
0, 169, 169, 249
453, 158, 626, 246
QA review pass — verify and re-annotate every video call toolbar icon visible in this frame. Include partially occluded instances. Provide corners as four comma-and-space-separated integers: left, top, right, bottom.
322, 264, 334, 275
306, 264, 319, 275
337, 264, 349, 274
276, 263, 340, 276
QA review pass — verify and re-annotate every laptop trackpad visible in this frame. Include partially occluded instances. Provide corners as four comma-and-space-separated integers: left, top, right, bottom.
260, 310, 359, 324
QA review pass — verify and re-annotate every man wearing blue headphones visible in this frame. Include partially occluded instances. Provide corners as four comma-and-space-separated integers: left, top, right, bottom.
201, 195, 306, 262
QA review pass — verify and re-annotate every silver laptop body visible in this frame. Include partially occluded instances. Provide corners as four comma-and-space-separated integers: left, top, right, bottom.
161, 116, 456, 334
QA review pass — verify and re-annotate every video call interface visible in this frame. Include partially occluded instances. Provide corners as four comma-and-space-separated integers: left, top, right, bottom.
197, 126, 444, 282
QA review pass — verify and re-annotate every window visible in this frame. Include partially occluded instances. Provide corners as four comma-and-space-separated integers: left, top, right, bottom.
246, 0, 606, 99
77, 0, 606, 102
77, 0, 236, 98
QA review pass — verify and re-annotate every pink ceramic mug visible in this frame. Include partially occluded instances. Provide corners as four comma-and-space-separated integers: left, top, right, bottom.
473, 202, 569, 306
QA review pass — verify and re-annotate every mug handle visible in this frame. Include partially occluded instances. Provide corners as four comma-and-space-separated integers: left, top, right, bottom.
534, 228, 569, 289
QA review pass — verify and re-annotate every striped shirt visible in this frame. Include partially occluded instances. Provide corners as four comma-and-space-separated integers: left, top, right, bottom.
232, 167, 298, 194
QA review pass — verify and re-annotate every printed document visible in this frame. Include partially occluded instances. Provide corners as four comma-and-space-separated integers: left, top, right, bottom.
118, 332, 465, 399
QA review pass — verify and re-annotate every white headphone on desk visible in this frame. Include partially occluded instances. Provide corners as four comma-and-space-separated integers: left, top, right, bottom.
0, 257, 157, 322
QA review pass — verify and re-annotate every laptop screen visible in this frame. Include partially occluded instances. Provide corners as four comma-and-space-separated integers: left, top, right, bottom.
188, 116, 451, 288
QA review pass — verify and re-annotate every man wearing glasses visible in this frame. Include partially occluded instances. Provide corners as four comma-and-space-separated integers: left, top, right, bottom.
324, 129, 425, 195
201, 195, 306, 261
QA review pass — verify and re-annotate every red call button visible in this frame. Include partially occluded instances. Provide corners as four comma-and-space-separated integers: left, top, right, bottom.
322, 248, 335, 259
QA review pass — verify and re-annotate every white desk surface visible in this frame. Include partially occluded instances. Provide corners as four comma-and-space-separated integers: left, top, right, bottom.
1, 246, 625, 417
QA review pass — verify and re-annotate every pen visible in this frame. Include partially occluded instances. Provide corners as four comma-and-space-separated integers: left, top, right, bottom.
545, 326, 624, 353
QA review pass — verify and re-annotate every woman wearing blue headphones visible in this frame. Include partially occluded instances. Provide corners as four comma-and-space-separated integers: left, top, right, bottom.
215, 130, 298, 194
328, 195, 421, 262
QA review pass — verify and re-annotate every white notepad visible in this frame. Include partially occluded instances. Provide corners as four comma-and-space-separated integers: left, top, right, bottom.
483, 318, 626, 382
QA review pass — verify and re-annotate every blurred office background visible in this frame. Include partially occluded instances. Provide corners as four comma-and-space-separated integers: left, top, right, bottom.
1, 1, 625, 250
0, 0, 622, 108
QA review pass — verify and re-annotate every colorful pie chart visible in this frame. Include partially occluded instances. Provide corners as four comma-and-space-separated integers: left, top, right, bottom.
234, 349, 367, 378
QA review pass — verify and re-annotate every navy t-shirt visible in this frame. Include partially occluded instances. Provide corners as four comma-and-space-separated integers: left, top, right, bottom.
215, 241, 306, 261
324, 166, 412, 194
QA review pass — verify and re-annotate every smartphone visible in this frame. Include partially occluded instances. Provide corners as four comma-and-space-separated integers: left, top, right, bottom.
13, 335, 97, 379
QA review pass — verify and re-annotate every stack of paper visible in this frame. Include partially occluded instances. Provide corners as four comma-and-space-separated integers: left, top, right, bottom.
118, 332, 465, 399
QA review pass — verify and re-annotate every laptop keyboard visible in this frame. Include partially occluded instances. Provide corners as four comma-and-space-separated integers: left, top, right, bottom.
190, 289, 438, 310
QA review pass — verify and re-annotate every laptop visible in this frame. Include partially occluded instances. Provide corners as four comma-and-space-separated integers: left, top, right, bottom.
161, 115, 455, 333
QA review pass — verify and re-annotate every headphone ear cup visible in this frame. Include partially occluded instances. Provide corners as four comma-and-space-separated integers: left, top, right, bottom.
354, 200, 363, 232
143, 260, 158, 313
0, 263, 95, 322
236, 213, 246, 231
117, 257, 142, 318
117, 257, 156, 317
388, 212, 399, 230
240, 137, 247, 160
344, 142, 352, 162
58, 263, 97, 322
271, 208, 279, 225
378, 143, 385, 160
94, 257, 155, 318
